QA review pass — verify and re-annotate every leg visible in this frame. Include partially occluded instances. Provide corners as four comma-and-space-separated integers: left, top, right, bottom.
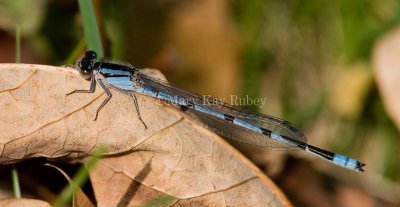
94, 79, 112, 121
131, 94, 148, 130
66, 76, 96, 96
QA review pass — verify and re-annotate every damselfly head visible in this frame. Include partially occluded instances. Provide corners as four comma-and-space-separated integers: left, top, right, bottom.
75, 51, 98, 80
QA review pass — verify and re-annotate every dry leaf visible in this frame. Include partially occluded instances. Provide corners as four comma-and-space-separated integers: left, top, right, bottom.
0, 64, 291, 206
166, 0, 239, 98
0, 198, 51, 207
329, 63, 372, 120
89, 124, 288, 206
373, 27, 400, 130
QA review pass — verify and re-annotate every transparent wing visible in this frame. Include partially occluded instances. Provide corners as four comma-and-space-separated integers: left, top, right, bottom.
138, 73, 306, 150
180, 107, 302, 150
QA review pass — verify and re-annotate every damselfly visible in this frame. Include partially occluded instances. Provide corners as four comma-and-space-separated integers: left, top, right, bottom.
67, 51, 366, 172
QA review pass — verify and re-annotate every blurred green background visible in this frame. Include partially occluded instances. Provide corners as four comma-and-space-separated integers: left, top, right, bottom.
1, 0, 400, 206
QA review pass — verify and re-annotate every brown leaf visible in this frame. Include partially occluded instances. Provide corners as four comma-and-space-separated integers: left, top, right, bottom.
373, 27, 400, 130
329, 63, 372, 120
0, 64, 291, 206
0, 198, 51, 207
0, 63, 178, 162
89, 123, 290, 206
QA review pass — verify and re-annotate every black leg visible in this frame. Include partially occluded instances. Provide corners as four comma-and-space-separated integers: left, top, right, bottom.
66, 76, 96, 96
94, 79, 112, 121
131, 94, 148, 130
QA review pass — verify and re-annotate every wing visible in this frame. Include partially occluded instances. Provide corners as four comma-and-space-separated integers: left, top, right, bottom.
138, 73, 306, 150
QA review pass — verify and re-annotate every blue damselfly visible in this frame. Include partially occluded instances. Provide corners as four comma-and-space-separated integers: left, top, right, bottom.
67, 51, 365, 172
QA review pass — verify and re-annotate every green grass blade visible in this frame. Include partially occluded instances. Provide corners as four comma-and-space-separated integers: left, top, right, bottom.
12, 25, 22, 199
78, 0, 104, 58
65, 37, 85, 64
15, 25, 21, 63
11, 166, 21, 198
141, 195, 178, 207
53, 146, 107, 207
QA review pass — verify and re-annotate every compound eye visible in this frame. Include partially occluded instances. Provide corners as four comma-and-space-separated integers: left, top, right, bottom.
85, 51, 97, 61
79, 65, 93, 80
77, 59, 93, 80
80, 58, 89, 67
